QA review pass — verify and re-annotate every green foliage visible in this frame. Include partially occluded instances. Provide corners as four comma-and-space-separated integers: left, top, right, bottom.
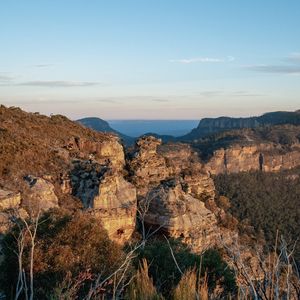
137, 238, 236, 298
214, 169, 300, 260
0, 209, 125, 299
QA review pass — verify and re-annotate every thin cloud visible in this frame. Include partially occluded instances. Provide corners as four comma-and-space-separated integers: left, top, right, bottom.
32, 64, 55, 68
246, 51, 300, 75
246, 64, 300, 74
18, 80, 100, 87
169, 56, 235, 64
287, 52, 300, 63
0, 74, 14, 82
151, 99, 169, 103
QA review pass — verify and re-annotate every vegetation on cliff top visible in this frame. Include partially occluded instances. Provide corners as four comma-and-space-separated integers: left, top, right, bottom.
214, 168, 300, 259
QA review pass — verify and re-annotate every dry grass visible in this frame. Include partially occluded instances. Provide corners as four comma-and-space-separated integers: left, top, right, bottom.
126, 259, 163, 300
173, 269, 208, 300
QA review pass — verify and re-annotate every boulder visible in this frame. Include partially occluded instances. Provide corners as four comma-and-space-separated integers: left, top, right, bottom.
0, 189, 21, 210
23, 175, 59, 212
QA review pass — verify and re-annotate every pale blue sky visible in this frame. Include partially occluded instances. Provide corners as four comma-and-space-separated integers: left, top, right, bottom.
0, 0, 300, 119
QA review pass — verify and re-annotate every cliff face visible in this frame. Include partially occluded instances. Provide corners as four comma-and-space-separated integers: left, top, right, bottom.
205, 143, 300, 174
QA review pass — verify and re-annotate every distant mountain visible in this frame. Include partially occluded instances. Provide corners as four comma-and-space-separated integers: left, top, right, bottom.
77, 117, 134, 145
180, 110, 300, 141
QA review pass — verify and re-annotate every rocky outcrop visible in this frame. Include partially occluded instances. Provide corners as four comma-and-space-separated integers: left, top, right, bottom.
71, 160, 137, 243
129, 136, 170, 197
129, 137, 216, 202
66, 136, 125, 170
23, 175, 59, 212
0, 189, 21, 234
205, 143, 300, 174
0, 189, 28, 237
142, 179, 223, 252
0, 189, 21, 210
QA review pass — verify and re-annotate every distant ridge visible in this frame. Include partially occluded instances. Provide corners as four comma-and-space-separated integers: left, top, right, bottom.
180, 110, 300, 141
77, 117, 134, 145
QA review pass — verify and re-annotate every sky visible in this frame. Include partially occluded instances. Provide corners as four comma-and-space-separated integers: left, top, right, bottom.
0, 0, 300, 120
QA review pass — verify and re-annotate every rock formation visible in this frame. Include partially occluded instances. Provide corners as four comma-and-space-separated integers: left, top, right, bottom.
142, 179, 221, 252
71, 159, 137, 243
129, 136, 170, 197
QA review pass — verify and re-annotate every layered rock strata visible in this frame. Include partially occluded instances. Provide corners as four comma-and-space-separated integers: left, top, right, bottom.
205, 144, 300, 174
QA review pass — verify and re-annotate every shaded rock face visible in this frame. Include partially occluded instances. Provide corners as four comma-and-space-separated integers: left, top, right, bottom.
71, 160, 137, 243
205, 144, 300, 175
23, 175, 59, 212
143, 180, 220, 252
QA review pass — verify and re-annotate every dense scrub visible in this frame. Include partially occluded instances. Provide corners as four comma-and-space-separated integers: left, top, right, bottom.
0, 209, 126, 299
214, 168, 300, 259
0, 209, 236, 299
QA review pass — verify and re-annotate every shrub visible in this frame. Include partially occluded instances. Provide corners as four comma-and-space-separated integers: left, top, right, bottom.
0, 209, 126, 299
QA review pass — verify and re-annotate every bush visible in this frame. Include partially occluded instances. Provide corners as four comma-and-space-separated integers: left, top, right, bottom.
0, 209, 126, 299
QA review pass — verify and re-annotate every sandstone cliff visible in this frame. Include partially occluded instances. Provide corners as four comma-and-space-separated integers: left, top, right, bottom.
205, 143, 300, 174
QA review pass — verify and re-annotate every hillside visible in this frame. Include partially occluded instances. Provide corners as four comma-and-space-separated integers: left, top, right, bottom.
0, 105, 125, 193
181, 110, 300, 141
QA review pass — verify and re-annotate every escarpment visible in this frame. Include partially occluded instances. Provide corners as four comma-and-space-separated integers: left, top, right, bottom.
204, 143, 300, 174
